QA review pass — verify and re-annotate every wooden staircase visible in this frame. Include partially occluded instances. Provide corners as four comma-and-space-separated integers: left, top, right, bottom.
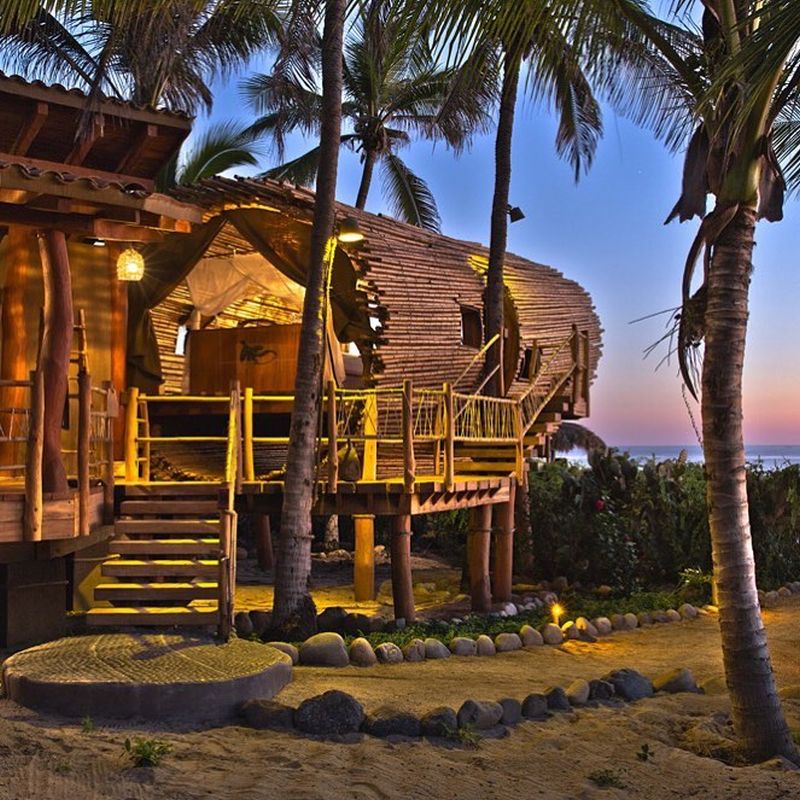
87, 484, 226, 628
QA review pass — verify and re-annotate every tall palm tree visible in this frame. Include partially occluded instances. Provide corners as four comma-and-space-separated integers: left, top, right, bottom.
243, 0, 492, 231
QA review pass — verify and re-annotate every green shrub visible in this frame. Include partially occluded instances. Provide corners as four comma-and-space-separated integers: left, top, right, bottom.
123, 737, 171, 768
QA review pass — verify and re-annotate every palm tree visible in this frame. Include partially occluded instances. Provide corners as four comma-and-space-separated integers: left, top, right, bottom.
243, 0, 492, 231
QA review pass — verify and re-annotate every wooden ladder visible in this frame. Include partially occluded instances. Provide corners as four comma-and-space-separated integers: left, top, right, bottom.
87, 483, 226, 628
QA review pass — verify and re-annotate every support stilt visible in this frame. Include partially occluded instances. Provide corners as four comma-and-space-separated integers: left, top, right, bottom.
353, 514, 375, 601
391, 513, 415, 622
468, 504, 492, 613
255, 513, 273, 571
492, 481, 516, 603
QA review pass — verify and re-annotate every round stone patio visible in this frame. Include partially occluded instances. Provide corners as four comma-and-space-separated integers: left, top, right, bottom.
2, 633, 292, 721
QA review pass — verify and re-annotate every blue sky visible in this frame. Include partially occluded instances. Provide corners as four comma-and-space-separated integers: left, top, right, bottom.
203, 71, 800, 447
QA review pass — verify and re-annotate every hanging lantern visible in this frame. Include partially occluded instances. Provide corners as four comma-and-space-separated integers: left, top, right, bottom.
116, 247, 145, 281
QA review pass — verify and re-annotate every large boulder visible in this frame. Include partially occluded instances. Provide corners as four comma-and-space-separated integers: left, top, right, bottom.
623, 613, 639, 629
575, 617, 598, 637
541, 623, 564, 645
421, 706, 458, 737
593, 617, 613, 635
349, 637, 377, 667
545, 687, 571, 712
495, 632, 522, 652
265, 641, 299, 665
520, 625, 543, 647
250, 610, 273, 637
450, 637, 478, 657
498, 698, 522, 726
665, 609, 682, 622
294, 691, 364, 735
521, 693, 548, 720
375, 642, 404, 664
402, 639, 426, 662
343, 613, 373, 636
588, 679, 616, 701
241, 699, 295, 730
476, 634, 496, 656
424, 638, 450, 659
363, 706, 421, 738
234, 611, 254, 638
457, 700, 504, 730
565, 679, 591, 706
299, 632, 349, 667
652, 667, 700, 694
604, 668, 654, 702
561, 621, 581, 640
317, 606, 349, 633
679, 603, 698, 620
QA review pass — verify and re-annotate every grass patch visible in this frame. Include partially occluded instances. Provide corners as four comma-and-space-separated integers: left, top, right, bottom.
588, 768, 626, 789
81, 715, 94, 734
123, 737, 171, 768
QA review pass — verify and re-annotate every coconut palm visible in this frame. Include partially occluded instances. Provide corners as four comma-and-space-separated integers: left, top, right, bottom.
551, 423, 607, 457
243, 0, 492, 231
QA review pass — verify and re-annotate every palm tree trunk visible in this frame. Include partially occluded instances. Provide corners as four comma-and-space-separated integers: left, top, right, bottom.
485, 50, 521, 398
702, 205, 797, 762
272, 0, 346, 637
355, 149, 377, 209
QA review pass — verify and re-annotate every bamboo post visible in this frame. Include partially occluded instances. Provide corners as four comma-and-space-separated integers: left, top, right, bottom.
353, 514, 375, 602
141, 398, 151, 482
243, 386, 255, 482
124, 386, 139, 481
255, 513, 274, 571
582, 330, 591, 415
233, 382, 243, 493
443, 382, 454, 491
402, 379, 415, 493
102, 381, 116, 525
326, 380, 338, 492
492, 481, 516, 603
468, 504, 493, 613
514, 403, 524, 481
570, 324, 580, 405
77, 368, 91, 536
391, 513, 415, 622
23, 368, 44, 542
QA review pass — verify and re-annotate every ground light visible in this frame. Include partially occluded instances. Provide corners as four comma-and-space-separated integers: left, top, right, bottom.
551, 603, 564, 626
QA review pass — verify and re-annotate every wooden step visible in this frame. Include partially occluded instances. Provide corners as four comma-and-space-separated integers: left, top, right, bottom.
95, 581, 218, 601
102, 559, 219, 577
120, 500, 221, 516
454, 447, 517, 459
124, 482, 222, 497
529, 422, 559, 434
537, 412, 562, 423
115, 519, 219, 536
86, 606, 218, 627
454, 459, 516, 473
109, 538, 220, 556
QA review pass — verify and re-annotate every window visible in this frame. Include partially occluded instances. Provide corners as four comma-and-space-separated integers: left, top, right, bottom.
518, 344, 542, 380
460, 305, 483, 348
174, 324, 189, 356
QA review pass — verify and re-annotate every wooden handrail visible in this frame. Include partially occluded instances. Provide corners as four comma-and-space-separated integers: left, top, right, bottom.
23, 368, 44, 541
402, 379, 415, 493
452, 332, 500, 391
243, 386, 255, 482
443, 382, 454, 491
124, 386, 139, 481
326, 380, 338, 492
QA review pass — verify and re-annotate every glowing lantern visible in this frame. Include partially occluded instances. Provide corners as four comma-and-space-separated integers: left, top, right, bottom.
116, 247, 145, 281
551, 603, 564, 626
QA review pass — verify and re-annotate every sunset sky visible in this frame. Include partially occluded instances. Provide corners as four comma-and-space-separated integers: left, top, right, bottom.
206, 76, 800, 447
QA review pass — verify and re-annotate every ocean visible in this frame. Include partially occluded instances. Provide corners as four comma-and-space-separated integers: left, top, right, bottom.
561, 445, 800, 468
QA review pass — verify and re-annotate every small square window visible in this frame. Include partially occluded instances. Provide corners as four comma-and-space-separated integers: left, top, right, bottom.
460, 306, 483, 349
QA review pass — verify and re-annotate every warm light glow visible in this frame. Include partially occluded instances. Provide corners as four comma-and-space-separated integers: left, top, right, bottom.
551, 603, 564, 625
117, 247, 145, 281
337, 216, 364, 243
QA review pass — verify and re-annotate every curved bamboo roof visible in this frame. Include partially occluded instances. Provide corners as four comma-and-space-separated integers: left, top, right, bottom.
169, 176, 602, 400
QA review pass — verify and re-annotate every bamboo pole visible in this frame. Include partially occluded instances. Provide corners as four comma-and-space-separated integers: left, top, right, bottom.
124, 386, 139, 481
141, 398, 151, 482
443, 382, 454, 491
102, 381, 115, 525
402, 379, 415, 493
326, 380, 338, 491
77, 368, 91, 536
23, 368, 44, 542
243, 386, 255, 482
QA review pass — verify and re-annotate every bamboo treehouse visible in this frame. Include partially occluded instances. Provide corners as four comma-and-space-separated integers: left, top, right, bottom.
0, 77, 601, 643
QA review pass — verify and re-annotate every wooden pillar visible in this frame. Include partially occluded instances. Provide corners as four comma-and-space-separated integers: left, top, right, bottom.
353, 514, 375, 601
255, 512, 274, 571
109, 245, 128, 457
37, 230, 73, 495
0, 227, 34, 468
468, 504, 493, 613
391, 513, 415, 622
492, 481, 516, 603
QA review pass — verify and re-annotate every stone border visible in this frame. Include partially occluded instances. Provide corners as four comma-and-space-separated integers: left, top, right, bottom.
240, 665, 702, 739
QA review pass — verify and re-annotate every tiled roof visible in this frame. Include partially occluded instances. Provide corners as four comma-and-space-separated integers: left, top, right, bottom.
0, 159, 151, 196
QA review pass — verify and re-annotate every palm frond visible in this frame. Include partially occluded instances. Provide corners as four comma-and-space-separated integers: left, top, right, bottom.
262, 145, 323, 186
551, 422, 607, 455
380, 152, 440, 231
174, 121, 263, 187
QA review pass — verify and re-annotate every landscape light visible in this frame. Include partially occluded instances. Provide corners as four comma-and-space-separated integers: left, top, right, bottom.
116, 247, 145, 281
507, 205, 525, 223
337, 216, 364, 243
551, 603, 564, 626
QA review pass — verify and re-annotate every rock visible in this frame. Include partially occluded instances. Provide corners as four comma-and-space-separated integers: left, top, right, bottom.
595, 584, 613, 597
498, 698, 522, 726
604, 668, 654, 701
476, 634, 496, 656
575, 617, 598, 637
349, 637, 377, 667
593, 617, 613, 635
551, 576, 569, 592
294, 691, 364, 735
561, 621, 581, 640
402, 639, 426, 662
421, 706, 458, 737
363, 706, 421, 738
394, 617, 407, 631
651, 609, 669, 623
343, 613, 373, 636
450, 637, 477, 657
424, 638, 450, 659
653, 667, 700, 694
588, 679, 616, 701
265, 641, 299, 665
375, 642, 404, 664
541, 623, 564, 645
368, 615, 386, 633
545, 687, 571, 712
497, 601, 517, 616
234, 611, 254, 638
520, 625, 543, 647
610, 613, 627, 631
679, 603, 698, 620
778, 586, 792, 598
457, 699, 504, 730
665, 608, 682, 622
700, 675, 727, 695
566, 679, 591, 706
495, 632, 522, 652
317, 606, 349, 633
299, 632, 349, 667
637, 611, 653, 626
241, 699, 295, 730
521, 693, 548, 720
623, 613, 639, 629
250, 610, 273, 637
539, 591, 559, 606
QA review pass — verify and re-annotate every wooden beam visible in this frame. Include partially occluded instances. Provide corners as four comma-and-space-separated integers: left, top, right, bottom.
64, 116, 101, 166
10, 102, 48, 156
116, 124, 158, 174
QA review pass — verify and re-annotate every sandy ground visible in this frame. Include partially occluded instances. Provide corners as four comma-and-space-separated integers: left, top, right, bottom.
2, 603, 800, 799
